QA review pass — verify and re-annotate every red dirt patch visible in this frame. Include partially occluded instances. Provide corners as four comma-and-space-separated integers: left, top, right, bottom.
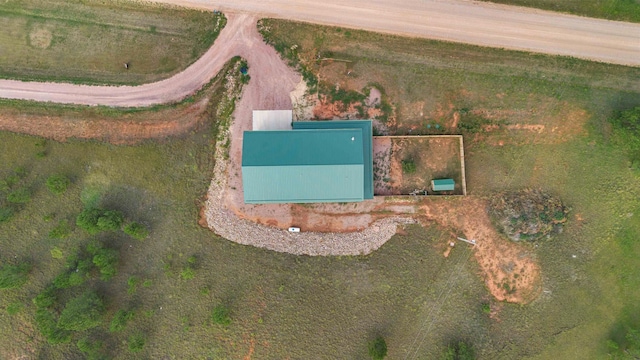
0, 98, 209, 145
421, 197, 541, 304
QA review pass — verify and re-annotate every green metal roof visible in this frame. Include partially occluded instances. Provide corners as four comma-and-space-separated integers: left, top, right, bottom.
242, 128, 366, 204
432, 179, 455, 191
243, 165, 364, 203
293, 120, 373, 199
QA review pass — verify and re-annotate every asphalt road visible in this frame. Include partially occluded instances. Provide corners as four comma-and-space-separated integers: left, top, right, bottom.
0, 0, 638, 106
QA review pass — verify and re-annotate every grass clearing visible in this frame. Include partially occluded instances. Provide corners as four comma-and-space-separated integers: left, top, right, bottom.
478, 0, 640, 23
0, 0, 225, 85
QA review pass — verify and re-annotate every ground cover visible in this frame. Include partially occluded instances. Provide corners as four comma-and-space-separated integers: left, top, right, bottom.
259, 19, 640, 358
0, 0, 225, 85
479, 0, 640, 23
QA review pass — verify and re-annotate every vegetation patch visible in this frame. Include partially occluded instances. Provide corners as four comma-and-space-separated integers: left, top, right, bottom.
489, 189, 569, 241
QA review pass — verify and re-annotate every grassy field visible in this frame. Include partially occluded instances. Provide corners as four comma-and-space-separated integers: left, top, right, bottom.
479, 0, 640, 22
0, 0, 225, 85
1, 18, 640, 360
259, 19, 640, 358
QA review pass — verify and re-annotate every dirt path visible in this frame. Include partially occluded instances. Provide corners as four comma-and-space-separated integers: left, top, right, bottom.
0, 13, 255, 106
0, 1, 638, 107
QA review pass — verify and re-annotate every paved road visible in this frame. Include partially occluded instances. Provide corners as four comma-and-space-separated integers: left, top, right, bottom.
0, 0, 638, 106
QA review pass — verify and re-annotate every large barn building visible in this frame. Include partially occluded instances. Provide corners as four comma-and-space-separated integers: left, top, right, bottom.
242, 119, 373, 204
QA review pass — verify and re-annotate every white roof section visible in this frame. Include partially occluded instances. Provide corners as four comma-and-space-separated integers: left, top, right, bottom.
252, 110, 293, 131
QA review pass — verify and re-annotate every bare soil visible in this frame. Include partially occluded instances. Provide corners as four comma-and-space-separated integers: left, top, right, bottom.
421, 197, 542, 304
0, 98, 210, 145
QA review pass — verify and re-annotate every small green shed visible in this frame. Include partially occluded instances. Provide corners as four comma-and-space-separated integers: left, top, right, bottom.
431, 179, 455, 192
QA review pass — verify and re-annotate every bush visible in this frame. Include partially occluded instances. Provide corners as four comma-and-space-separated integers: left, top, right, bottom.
6, 188, 30, 204
46, 175, 71, 195
401, 159, 417, 174
33, 286, 57, 309
441, 341, 476, 360
110, 309, 134, 332
35, 308, 72, 344
180, 267, 195, 280
92, 248, 118, 281
368, 336, 388, 360
77, 208, 124, 234
488, 189, 569, 242
57, 291, 105, 331
124, 222, 149, 240
96, 210, 124, 231
77, 336, 105, 360
211, 304, 231, 326
0, 262, 31, 289
76, 208, 103, 235
128, 333, 145, 353
49, 220, 71, 239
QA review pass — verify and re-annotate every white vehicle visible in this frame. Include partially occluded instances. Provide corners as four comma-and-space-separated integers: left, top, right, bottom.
288, 227, 300, 233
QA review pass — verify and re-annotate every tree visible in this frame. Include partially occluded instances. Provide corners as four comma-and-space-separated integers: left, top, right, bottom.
76, 208, 103, 234
0, 263, 31, 289
96, 210, 124, 231
57, 291, 105, 331
368, 336, 388, 360
92, 248, 119, 281
46, 174, 71, 195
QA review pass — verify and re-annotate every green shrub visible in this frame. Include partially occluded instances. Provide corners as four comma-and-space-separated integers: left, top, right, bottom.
211, 304, 231, 326
49, 220, 71, 239
127, 276, 139, 294
96, 210, 124, 231
33, 287, 57, 309
128, 333, 146, 353
0, 262, 31, 289
35, 308, 72, 344
77, 336, 105, 360
50, 247, 64, 259
76, 208, 104, 235
46, 174, 71, 195
401, 159, 417, 174
109, 309, 134, 332
441, 341, 476, 360
368, 336, 388, 360
180, 267, 195, 280
481, 303, 491, 314
6, 188, 30, 204
123, 222, 149, 240
57, 291, 105, 331
92, 248, 118, 281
